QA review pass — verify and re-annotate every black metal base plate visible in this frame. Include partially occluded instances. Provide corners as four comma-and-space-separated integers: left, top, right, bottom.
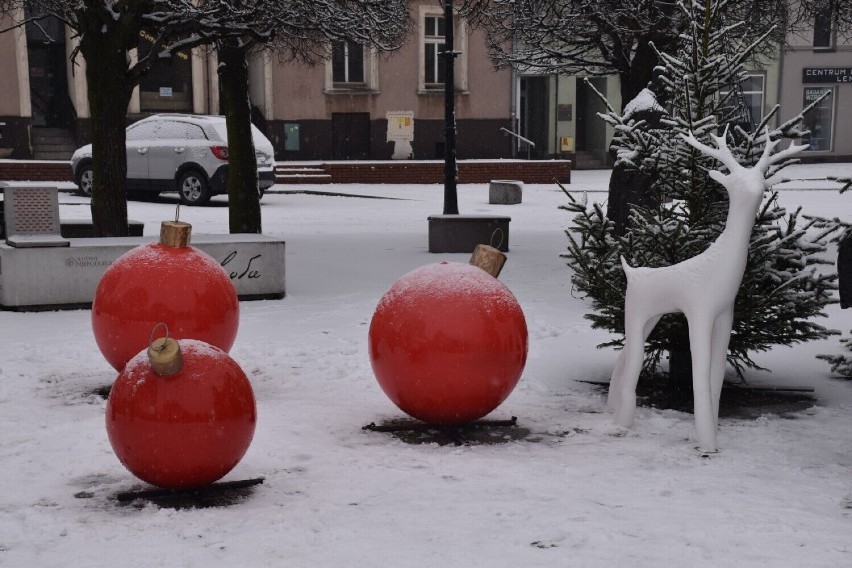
363, 416, 529, 446
114, 477, 264, 509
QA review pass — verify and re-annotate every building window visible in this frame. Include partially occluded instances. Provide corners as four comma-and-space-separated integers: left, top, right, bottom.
719, 74, 765, 129
424, 16, 446, 87
332, 41, 365, 85
803, 87, 834, 151
137, 30, 193, 112
418, 7, 468, 93
813, 4, 835, 49
740, 74, 765, 127
325, 43, 377, 92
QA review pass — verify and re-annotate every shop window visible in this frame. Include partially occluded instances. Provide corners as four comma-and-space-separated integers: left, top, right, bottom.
138, 30, 193, 112
803, 87, 834, 152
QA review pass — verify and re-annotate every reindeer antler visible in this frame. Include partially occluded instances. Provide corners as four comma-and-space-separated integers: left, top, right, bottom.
681, 125, 740, 173
682, 126, 807, 184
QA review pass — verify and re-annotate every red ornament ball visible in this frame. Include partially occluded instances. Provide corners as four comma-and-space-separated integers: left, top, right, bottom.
92, 242, 239, 371
369, 261, 528, 424
106, 340, 256, 489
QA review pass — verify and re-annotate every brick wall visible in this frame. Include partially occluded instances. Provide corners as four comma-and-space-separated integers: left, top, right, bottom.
324, 160, 571, 184
0, 159, 571, 185
0, 162, 73, 182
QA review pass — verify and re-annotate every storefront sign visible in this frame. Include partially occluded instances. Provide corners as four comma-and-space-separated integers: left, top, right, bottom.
804, 87, 832, 103
803, 68, 852, 84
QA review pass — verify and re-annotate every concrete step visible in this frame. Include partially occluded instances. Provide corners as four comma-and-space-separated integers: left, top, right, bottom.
275, 165, 332, 183
275, 173, 333, 184
32, 132, 74, 142
33, 150, 75, 160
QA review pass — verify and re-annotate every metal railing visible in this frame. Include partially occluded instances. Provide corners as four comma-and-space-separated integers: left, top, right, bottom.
500, 127, 535, 159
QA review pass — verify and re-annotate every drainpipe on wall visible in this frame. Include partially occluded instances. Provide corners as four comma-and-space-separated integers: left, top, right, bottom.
510, 66, 518, 159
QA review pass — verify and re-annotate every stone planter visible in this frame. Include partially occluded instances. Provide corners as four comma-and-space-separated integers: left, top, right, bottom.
427, 214, 510, 253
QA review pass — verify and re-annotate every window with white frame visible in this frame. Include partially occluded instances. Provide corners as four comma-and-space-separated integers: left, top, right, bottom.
803, 87, 834, 151
740, 74, 765, 128
719, 74, 765, 129
813, 4, 835, 49
424, 15, 446, 87
418, 6, 467, 93
325, 42, 377, 92
332, 41, 365, 85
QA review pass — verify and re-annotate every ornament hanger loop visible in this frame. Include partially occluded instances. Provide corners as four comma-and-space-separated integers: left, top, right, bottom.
490, 228, 504, 250
149, 322, 170, 352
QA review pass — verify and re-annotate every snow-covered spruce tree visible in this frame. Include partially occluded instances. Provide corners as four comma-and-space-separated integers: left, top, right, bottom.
815, 177, 852, 378
562, 0, 838, 400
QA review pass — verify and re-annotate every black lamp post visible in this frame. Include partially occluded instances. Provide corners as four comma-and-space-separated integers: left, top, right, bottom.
442, 0, 459, 215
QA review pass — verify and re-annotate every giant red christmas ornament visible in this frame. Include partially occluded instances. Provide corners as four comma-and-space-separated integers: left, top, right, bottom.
92, 221, 239, 371
106, 332, 256, 489
369, 260, 528, 424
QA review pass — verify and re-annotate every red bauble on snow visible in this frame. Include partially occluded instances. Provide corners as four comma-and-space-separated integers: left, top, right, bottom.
106, 337, 256, 490
368, 261, 528, 424
92, 221, 239, 371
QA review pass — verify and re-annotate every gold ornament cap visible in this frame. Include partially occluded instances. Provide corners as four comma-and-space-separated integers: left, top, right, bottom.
147, 323, 184, 376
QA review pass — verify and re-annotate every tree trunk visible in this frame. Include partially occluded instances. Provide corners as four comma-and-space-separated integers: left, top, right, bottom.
217, 39, 262, 234
604, 39, 666, 233
83, 37, 133, 237
667, 347, 695, 410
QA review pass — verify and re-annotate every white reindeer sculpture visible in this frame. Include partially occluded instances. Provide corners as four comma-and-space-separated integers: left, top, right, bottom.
607, 128, 805, 452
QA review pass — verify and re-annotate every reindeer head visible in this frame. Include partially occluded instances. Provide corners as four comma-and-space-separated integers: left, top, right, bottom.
681, 127, 807, 203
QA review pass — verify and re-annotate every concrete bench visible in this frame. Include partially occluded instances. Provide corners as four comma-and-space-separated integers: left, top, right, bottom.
2, 185, 70, 247
0, 234, 286, 311
59, 219, 145, 238
489, 180, 523, 205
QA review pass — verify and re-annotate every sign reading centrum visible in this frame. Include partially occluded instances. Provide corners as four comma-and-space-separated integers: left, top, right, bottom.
803, 68, 852, 84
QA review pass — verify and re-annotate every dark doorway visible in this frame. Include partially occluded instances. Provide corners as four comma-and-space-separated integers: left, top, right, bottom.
25, 11, 72, 128
575, 77, 608, 160
138, 30, 194, 112
331, 113, 370, 159
519, 76, 550, 159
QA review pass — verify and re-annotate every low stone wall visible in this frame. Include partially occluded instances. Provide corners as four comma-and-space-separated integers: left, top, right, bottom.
323, 160, 571, 184
0, 159, 571, 185
0, 161, 72, 182
0, 234, 285, 311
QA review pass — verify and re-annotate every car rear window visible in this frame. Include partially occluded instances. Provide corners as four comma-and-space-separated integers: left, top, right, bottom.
127, 120, 209, 141
210, 122, 268, 145
158, 121, 208, 140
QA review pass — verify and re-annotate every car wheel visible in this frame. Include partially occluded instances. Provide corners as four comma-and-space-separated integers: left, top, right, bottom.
178, 170, 211, 206
76, 164, 93, 197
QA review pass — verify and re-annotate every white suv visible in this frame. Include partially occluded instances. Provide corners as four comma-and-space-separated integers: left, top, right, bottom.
71, 114, 276, 205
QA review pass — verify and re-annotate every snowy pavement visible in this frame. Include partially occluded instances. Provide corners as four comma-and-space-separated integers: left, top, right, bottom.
1, 164, 851, 567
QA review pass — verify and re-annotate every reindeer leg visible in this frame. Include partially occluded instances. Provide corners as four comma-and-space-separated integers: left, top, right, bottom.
610, 313, 658, 427
688, 313, 718, 453
709, 310, 734, 430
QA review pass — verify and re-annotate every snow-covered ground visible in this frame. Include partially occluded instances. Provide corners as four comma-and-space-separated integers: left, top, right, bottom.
2, 164, 852, 567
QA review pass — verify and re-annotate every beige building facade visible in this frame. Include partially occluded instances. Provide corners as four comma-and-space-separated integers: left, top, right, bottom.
1, 3, 848, 164
778, 7, 852, 161
0, 2, 516, 161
